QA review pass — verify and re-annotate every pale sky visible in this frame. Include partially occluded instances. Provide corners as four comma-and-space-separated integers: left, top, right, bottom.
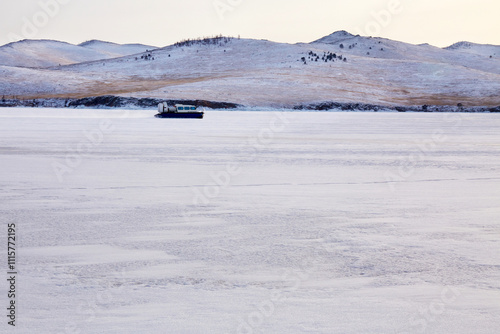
1, 0, 499, 47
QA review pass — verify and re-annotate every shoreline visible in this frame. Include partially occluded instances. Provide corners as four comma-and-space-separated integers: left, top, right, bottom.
0, 95, 499, 113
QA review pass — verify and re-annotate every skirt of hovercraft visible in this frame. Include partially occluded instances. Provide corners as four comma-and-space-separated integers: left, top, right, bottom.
155, 112, 204, 119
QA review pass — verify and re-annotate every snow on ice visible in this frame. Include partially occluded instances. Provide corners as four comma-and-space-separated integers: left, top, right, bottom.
0, 108, 499, 333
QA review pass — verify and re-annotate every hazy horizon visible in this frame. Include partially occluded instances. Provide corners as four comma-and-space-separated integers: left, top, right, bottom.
1, 0, 499, 48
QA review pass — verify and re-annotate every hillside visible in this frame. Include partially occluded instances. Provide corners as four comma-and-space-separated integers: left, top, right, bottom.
445, 41, 500, 58
1, 32, 499, 107
78, 40, 156, 58
0, 39, 156, 68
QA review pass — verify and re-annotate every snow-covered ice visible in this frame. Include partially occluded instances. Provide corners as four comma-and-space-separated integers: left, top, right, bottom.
0, 108, 499, 333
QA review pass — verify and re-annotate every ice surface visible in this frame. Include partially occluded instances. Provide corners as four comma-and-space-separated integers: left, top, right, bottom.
0, 108, 499, 333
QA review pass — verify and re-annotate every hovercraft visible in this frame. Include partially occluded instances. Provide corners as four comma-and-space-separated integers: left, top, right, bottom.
155, 102, 204, 119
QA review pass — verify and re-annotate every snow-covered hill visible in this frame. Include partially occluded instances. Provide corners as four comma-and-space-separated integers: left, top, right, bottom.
0, 39, 156, 68
78, 40, 156, 58
1, 32, 499, 107
445, 41, 500, 58
312, 31, 499, 75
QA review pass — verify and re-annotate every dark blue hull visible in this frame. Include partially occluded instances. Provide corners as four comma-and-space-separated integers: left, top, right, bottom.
155, 112, 204, 119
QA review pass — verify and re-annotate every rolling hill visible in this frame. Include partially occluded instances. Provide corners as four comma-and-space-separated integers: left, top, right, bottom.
0, 39, 156, 68
0, 32, 499, 108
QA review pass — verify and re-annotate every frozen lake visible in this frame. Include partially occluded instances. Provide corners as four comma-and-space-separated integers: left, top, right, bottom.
1, 108, 499, 333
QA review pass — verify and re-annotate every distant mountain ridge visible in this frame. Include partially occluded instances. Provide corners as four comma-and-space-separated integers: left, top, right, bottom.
78, 39, 152, 47
0, 39, 157, 68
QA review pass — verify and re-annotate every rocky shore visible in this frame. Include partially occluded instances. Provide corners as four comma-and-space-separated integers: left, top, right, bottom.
1, 95, 499, 112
